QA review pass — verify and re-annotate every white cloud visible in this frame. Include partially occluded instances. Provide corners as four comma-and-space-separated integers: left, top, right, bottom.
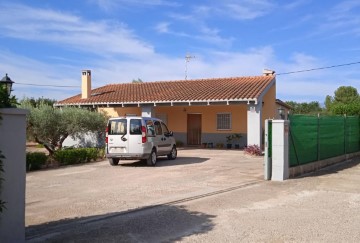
0, 3, 154, 57
155, 22, 170, 33
215, 0, 274, 20
90, 0, 181, 11
5, 41, 355, 103
318, 0, 360, 36
0, 50, 81, 100
283, 0, 310, 10
161, 0, 275, 46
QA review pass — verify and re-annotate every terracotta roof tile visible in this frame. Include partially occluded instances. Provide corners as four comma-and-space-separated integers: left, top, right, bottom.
56, 75, 275, 105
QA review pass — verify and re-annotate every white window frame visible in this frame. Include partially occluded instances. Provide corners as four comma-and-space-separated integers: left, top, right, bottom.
217, 113, 232, 130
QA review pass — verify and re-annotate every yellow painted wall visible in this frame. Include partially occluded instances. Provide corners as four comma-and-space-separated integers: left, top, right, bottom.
262, 83, 276, 123
155, 105, 248, 133
98, 107, 141, 117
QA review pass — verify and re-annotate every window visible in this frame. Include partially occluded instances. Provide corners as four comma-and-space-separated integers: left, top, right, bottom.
130, 119, 142, 135
109, 119, 127, 135
217, 113, 231, 130
161, 122, 169, 135
145, 119, 155, 137
154, 121, 163, 135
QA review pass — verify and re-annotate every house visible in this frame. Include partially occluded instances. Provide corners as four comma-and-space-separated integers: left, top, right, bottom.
275, 99, 292, 120
55, 70, 278, 147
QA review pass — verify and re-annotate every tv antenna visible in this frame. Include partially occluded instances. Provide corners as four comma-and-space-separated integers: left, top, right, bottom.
185, 53, 195, 80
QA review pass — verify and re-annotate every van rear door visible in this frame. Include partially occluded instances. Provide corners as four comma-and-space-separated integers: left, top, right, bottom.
107, 118, 128, 154
128, 118, 143, 154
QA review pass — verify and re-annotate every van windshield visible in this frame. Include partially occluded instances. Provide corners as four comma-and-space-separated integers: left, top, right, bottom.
108, 119, 127, 135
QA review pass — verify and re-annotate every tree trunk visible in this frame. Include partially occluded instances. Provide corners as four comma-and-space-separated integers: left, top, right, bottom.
34, 137, 54, 156
58, 134, 68, 150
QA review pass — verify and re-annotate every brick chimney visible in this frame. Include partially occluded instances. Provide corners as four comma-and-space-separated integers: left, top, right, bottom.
81, 70, 91, 99
263, 69, 275, 76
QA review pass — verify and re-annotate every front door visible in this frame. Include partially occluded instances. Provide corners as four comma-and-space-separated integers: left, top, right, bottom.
187, 114, 201, 145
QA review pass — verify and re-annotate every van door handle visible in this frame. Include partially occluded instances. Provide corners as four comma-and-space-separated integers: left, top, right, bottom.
121, 137, 127, 141
162, 138, 166, 141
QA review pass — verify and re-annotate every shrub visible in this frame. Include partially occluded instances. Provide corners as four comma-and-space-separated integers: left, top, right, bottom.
176, 140, 184, 147
244, 145, 262, 156
26, 152, 47, 171
53, 148, 104, 165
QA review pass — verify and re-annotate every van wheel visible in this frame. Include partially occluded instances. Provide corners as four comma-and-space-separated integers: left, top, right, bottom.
167, 146, 177, 160
146, 150, 157, 166
109, 158, 119, 166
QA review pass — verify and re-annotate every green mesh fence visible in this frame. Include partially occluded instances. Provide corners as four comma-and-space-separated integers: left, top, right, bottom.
289, 115, 360, 167
318, 116, 345, 160
289, 115, 318, 167
346, 116, 360, 153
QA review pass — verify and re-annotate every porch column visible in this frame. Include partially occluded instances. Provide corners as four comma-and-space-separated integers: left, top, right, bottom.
247, 101, 262, 146
141, 106, 153, 117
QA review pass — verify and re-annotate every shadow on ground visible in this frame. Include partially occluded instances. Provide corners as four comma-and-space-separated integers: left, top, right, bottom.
294, 157, 360, 179
26, 204, 215, 243
119, 156, 209, 167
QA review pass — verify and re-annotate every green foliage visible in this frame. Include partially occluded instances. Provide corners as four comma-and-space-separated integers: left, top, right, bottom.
226, 133, 242, 143
0, 85, 17, 108
331, 102, 360, 116
0, 151, 6, 212
132, 78, 143, 83
285, 101, 323, 114
325, 95, 333, 112
334, 86, 359, 104
19, 97, 56, 108
0, 86, 18, 213
18, 100, 107, 155
26, 152, 47, 171
176, 140, 184, 147
325, 86, 360, 115
54, 148, 104, 165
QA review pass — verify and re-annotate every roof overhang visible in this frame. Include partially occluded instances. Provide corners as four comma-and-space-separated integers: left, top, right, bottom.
54, 98, 259, 108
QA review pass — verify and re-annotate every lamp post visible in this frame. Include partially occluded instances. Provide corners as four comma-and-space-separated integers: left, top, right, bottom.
278, 107, 285, 120
0, 73, 14, 97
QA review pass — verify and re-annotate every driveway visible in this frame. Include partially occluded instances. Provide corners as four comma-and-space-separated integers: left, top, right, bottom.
26, 150, 360, 242
26, 148, 263, 227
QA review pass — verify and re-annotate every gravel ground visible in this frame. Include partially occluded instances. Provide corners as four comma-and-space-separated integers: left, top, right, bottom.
25, 149, 360, 242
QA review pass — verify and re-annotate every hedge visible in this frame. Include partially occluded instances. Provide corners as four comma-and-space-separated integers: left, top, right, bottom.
26, 152, 47, 171
54, 148, 104, 165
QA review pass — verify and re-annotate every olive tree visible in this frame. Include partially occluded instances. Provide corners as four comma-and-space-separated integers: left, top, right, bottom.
19, 100, 107, 155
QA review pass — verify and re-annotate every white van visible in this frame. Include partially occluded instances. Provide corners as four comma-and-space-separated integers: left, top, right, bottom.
105, 116, 177, 166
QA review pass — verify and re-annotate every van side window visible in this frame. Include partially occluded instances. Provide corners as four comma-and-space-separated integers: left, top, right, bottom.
109, 119, 127, 135
154, 121, 163, 135
130, 119, 142, 135
161, 122, 169, 134
145, 120, 155, 137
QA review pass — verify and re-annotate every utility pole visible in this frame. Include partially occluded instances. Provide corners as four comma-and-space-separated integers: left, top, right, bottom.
185, 53, 195, 80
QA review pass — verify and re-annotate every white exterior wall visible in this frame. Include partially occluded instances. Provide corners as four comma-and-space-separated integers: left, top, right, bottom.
247, 101, 262, 146
141, 107, 153, 117
0, 108, 28, 243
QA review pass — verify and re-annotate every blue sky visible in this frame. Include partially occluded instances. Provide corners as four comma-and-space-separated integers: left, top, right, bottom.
0, 0, 359, 103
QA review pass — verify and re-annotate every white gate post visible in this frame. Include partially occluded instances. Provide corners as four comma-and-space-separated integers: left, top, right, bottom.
264, 119, 272, 180
271, 120, 290, 181
0, 108, 28, 243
